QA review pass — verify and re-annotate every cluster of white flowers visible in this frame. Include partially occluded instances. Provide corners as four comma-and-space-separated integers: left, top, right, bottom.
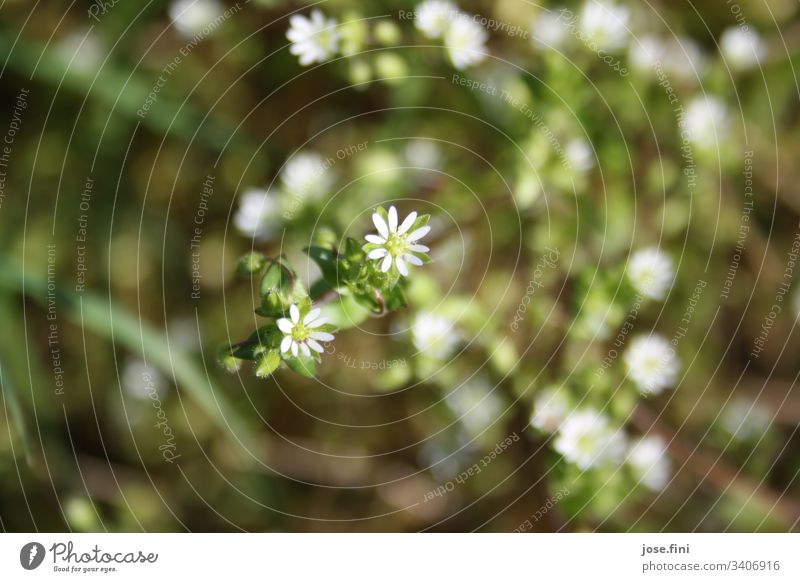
411, 311, 460, 360
627, 436, 671, 490
624, 335, 680, 395
286, 9, 340, 66
720, 27, 765, 71
366, 206, 430, 277
414, 1, 488, 70
579, 1, 630, 52
684, 95, 729, 151
277, 304, 335, 358
553, 409, 626, 470
169, 0, 223, 38
627, 247, 674, 301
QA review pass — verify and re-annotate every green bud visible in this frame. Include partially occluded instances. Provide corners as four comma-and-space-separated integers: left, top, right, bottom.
255, 350, 281, 378
374, 53, 408, 85
237, 252, 267, 276
220, 349, 242, 373
340, 14, 368, 56
349, 59, 372, 87
373, 20, 401, 45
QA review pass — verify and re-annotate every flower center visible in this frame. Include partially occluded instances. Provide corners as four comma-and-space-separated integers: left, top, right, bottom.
385, 233, 406, 257
292, 324, 310, 342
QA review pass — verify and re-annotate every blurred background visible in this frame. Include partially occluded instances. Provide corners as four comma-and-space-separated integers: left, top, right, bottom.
1, 0, 799, 532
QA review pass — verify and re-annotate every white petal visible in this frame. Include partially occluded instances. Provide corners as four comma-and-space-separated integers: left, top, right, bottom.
277, 319, 294, 334
396, 256, 408, 277
307, 317, 328, 328
307, 338, 325, 353
291, 341, 298, 357
290, 304, 300, 323
300, 342, 311, 358
403, 254, 423, 266
368, 248, 388, 259
280, 335, 293, 353
408, 244, 429, 253
365, 234, 386, 244
372, 213, 389, 238
397, 211, 417, 234
304, 308, 321, 325
380, 253, 393, 272
407, 225, 430, 241
310, 331, 335, 342
388, 206, 398, 232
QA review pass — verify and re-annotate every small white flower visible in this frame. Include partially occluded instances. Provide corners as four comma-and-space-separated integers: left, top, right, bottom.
720, 397, 771, 442
414, 0, 457, 39
281, 151, 333, 203
169, 0, 223, 38
579, 1, 629, 52
411, 311, 459, 360
684, 95, 729, 151
445, 378, 503, 433
564, 138, 595, 172
530, 388, 569, 433
627, 247, 674, 301
405, 139, 442, 170
720, 27, 765, 71
286, 10, 339, 66
628, 35, 666, 72
444, 15, 488, 70
530, 10, 570, 49
277, 304, 335, 358
554, 409, 626, 470
661, 37, 708, 81
624, 335, 680, 395
365, 206, 430, 277
234, 188, 281, 239
57, 31, 104, 74
628, 436, 671, 491
122, 360, 167, 400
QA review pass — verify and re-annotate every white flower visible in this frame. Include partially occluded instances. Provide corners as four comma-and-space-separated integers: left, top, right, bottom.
277, 304, 335, 358
661, 37, 708, 81
530, 388, 569, 433
414, 0, 457, 39
554, 409, 626, 470
122, 360, 166, 400
721, 397, 771, 442
564, 138, 595, 172
684, 96, 729, 151
365, 206, 430, 277
169, 0, 223, 38
444, 15, 488, 70
531, 10, 570, 49
281, 151, 333, 203
628, 35, 666, 72
445, 378, 503, 433
234, 188, 281, 239
405, 139, 442, 170
286, 10, 339, 66
57, 31, 104, 74
627, 247, 674, 301
411, 311, 459, 360
624, 335, 680, 395
628, 436, 671, 491
720, 27, 765, 71
579, 1, 629, 52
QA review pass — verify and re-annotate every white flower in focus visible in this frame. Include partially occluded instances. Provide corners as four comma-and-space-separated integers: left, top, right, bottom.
277, 304, 335, 358
169, 0, 223, 38
628, 436, 671, 491
531, 10, 570, 49
234, 188, 281, 239
720, 27, 765, 71
530, 388, 569, 433
411, 311, 459, 360
564, 138, 595, 172
579, 1, 630, 52
627, 247, 674, 300
624, 335, 679, 395
554, 409, 626, 470
721, 397, 771, 442
414, 0, 457, 39
444, 15, 488, 70
684, 95, 728, 151
281, 151, 333, 203
365, 206, 430, 277
286, 10, 339, 66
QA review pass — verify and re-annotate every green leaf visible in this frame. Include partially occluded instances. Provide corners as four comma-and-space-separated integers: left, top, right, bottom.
285, 355, 317, 378
236, 252, 267, 277
306, 245, 340, 286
